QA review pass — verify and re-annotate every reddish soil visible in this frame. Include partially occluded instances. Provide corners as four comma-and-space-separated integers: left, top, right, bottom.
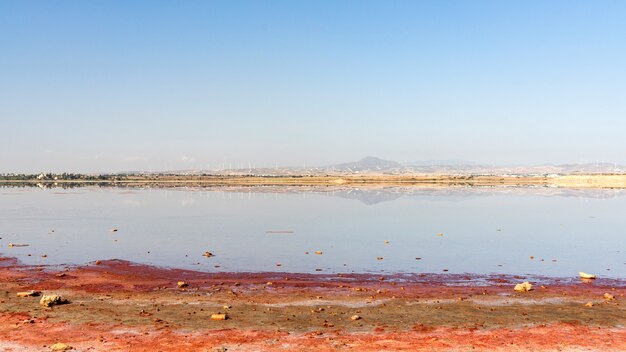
0, 257, 624, 351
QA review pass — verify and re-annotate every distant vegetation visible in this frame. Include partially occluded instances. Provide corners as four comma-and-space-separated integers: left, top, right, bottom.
0, 173, 117, 181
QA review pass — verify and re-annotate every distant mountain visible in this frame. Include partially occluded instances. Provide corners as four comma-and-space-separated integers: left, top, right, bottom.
406, 159, 482, 167
331, 156, 404, 172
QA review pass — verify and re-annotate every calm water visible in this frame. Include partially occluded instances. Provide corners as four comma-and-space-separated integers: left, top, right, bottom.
0, 186, 624, 278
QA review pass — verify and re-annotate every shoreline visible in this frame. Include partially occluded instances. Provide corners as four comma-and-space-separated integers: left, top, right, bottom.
1, 257, 624, 351
2, 173, 626, 189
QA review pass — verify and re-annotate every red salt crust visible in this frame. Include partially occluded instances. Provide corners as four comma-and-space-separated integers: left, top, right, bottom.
3, 258, 621, 300
1, 314, 625, 352
1, 257, 625, 351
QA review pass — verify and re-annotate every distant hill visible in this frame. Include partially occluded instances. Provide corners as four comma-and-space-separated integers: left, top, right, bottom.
406, 159, 481, 167
331, 156, 404, 172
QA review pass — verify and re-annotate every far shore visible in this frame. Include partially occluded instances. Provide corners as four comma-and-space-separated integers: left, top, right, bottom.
2, 173, 626, 189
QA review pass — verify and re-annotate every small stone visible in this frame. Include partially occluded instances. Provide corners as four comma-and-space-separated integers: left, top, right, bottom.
211, 313, 228, 320
50, 342, 73, 351
437, 233, 444, 237
350, 315, 361, 321
377, 257, 383, 260
17, 290, 41, 298
111, 228, 118, 232
40, 295, 67, 307
514, 282, 533, 292
585, 302, 594, 307
223, 305, 232, 309
604, 293, 615, 301
177, 281, 188, 288
314, 251, 323, 255
203, 251, 214, 257
579, 272, 596, 279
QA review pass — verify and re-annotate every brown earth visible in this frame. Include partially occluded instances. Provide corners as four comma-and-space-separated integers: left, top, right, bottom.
0, 257, 624, 351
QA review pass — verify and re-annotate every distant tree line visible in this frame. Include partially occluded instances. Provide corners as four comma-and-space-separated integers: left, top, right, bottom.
0, 173, 127, 181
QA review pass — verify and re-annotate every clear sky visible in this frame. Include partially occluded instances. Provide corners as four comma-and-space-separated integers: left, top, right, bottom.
1, 1, 625, 173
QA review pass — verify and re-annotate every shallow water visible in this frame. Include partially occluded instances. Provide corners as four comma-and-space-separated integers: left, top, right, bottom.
0, 186, 624, 278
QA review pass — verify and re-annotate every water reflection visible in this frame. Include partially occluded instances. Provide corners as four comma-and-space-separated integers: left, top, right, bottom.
0, 185, 624, 279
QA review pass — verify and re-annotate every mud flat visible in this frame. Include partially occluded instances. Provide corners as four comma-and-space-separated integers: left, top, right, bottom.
0, 257, 624, 351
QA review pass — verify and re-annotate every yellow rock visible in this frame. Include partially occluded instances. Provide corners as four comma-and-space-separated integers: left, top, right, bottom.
211, 313, 228, 320
17, 290, 41, 298
314, 251, 323, 255
40, 295, 67, 307
50, 343, 73, 351
350, 315, 361, 321
514, 282, 533, 292
604, 293, 615, 301
579, 272, 596, 279
177, 281, 188, 288
585, 302, 594, 307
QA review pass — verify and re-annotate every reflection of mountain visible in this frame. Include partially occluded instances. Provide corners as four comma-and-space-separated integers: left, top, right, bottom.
2, 184, 625, 202
333, 189, 403, 205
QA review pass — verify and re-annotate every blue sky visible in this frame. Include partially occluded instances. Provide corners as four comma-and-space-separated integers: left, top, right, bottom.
1, 1, 625, 173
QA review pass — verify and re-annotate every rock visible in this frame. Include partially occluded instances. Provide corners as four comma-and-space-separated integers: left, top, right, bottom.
314, 251, 323, 255
17, 290, 41, 298
585, 302, 594, 307
40, 294, 68, 307
111, 228, 118, 232
437, 233, 444, 237
514, 282, 533, 292
203, 251, 214, 257
350, 315, 361, 321
177, 281, 188, 288
579, 272, 596, 279
223, 305, 232, 309
604, 293, 615, 301
211, 313, 228, 320
377, 257, 383, 260
50, 342, 73, 351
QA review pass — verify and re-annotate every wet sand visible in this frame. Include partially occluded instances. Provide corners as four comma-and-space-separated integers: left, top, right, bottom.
1, 257, 624, 351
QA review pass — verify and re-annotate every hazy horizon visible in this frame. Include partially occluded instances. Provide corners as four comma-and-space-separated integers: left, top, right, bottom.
2, 1, 626, 173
